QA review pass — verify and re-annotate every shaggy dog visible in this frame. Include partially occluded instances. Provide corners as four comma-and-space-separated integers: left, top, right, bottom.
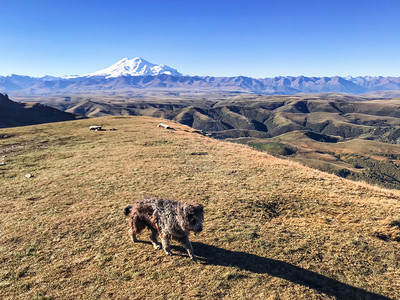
123, 197, 204, 261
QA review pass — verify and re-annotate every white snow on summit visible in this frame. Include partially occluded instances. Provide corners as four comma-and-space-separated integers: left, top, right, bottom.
86, 57, 182, 78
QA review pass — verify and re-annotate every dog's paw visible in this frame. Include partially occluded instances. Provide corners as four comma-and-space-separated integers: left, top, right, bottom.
164, 250, 173, 256
153, 243, 162, 250
190, 255, 197, 262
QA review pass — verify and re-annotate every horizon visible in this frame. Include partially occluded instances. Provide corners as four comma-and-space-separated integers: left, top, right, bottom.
1, 1, 400, 78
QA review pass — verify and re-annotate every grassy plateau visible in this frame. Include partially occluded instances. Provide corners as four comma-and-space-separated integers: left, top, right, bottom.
0, 116, 399, 299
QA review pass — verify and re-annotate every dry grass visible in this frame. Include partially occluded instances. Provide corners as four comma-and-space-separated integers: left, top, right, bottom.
268, 131, 400, 156
0, 116, 399, 299
234, 131, 400, 189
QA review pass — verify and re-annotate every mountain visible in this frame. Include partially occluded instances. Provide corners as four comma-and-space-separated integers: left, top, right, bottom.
0, 93, 81, 128
85, 57, 182, 78
0, 74, 46, 91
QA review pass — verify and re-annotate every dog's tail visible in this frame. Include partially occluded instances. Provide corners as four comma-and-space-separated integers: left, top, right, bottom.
123, 205, 133, 216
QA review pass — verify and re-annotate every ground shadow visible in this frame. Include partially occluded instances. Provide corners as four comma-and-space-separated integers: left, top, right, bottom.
190, 242, 391, 300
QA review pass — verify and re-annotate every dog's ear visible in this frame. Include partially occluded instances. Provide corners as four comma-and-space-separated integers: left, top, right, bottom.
123, 205, 133, 216
194, 204, 203, 214
183, 203, 204, 219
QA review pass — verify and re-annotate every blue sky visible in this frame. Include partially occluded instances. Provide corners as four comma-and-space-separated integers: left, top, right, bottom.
0, 0, 399, 77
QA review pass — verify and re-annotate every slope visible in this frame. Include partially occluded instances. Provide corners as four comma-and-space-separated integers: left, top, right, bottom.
0, 93, 80, 128
0, 116, 399, 299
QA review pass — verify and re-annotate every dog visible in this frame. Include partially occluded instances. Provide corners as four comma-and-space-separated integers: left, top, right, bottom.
123, 197, 204, 261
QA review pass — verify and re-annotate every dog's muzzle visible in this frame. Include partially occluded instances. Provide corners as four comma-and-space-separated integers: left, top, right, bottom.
194, 225, 203, 234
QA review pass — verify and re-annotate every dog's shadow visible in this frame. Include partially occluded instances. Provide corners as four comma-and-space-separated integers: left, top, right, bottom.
187, 242, 388, 300
136, 241, 389, 299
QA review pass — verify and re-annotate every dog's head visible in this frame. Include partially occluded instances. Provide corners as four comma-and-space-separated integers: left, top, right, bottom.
183, 203, 204, 233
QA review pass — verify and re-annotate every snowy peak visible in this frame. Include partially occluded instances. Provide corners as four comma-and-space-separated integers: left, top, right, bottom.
86, 57, 182, 78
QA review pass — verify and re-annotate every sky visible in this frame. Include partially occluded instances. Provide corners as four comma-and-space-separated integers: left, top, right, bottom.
0, 0, 399, 78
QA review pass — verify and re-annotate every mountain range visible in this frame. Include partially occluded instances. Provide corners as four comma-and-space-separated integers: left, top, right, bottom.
1, 58, 400, 95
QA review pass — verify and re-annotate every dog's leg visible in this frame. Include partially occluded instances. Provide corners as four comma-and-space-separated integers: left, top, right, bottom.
128, 215, 147, 243
150, 229, 161, 250
180, 237, 197, 261
161, 236, 173, 256
128, 228, 139, 242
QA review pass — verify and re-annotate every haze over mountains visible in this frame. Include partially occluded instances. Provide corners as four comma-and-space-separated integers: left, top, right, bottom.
2, 58, 400, 95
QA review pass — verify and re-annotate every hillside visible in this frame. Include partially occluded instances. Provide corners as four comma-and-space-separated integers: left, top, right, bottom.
47, 94, 400, 190
0, 116, 399, 299
0, 93, 80, 128
233, 131, 400, 190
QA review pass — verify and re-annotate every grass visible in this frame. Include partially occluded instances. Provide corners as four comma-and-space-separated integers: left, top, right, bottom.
247, 142, 295, 156
236, 131, 400, 189
0, 116, 399, 299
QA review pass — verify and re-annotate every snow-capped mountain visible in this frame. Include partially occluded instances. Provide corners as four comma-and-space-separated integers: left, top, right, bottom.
86, 57, 182, 78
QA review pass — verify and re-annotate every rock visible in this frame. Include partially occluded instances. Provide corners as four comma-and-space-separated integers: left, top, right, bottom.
157, 123, 172, 129
25, 174, 34, 178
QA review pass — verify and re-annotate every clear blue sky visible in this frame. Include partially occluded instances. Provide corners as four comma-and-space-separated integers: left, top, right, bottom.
0, 0, 399, 77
